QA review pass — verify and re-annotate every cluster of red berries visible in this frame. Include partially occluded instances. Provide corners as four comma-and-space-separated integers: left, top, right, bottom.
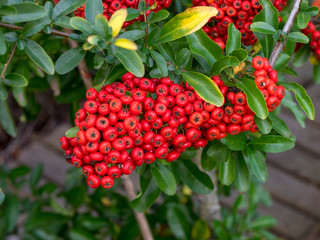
71, 0, 172, 28
192, 0, 287, 48
59, 57, 283, 189
302, 22, 320, 60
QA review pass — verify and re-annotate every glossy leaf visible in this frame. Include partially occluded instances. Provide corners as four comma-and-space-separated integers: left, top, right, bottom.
167, 204, 191, 239
221, 133, 247, 151
219, 151, 235, 186
229, 49, 248, 62
65, 127, 79, 138
282, 92, 306, 128
235, 152, 249, 192
4, 195, 19, 232
130, 170, 161, 212
95, 14, 110, 39
12, 87, 27, 107
149, 10, 169, 23
114, 38, 137, 50
0, 189, 4, 206
226, 23, 241, 55
30, 164, 43, 192
279, 82, 315, 120
0, 100, 17, 137
0, 29, 7, 55
53, 0, 86, 19
3, 73, 28, 87
247, 216, 276, 229
248, 135, 295, 153
2, 3, 46, 23
109, 9, 127, 37
114, 47, 144, 77
0, 6, 15, 16
182, 71, 224, 107
211, 56, 239, 76
151, 50, 168, 77
254, 116, 272, 134
250, 21, 277, 34
25, 39, 54, 75
55, 48, 86, 75
151, 162, 177, 195
175, 159, 214, 194
0, 84, 8, 100
244, 146, 267, 182
70, 17, 92, 35
156, 42, 176, 63
186, 29, 223, 70
236, 78, 268, 119
126, 8, 140, 21
201, 142, 217, 171
85, 0, 103, 24
292, 44, 310, 68
313, 63, 320, 84
274, 53, 290, 71
269, 114, 291, 137
158, 6, 218, 44
202, 142, 229, 171
287, 32, 309, 44
176, 48, 191, 68
297, 11, 311, 29
21, 16, 51, 38
119, 30, 145, 41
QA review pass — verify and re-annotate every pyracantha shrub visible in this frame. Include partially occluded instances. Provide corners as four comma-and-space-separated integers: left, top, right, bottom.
302, 22, 320, 59
192, 0, 287, 47
59, 56, 284, 189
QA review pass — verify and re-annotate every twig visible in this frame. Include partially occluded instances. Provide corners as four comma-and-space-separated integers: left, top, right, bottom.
269, 0, 303, 67
0, 43, 17, 79
0, 22, 70, 38
122, 175, 154, 240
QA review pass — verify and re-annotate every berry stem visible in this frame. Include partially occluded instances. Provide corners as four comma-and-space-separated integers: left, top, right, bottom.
269, 0, 303, 67
0, 43, 17, 80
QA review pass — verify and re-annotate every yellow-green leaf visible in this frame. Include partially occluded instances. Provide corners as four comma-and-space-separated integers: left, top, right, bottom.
114, 38, 137, 50
158, 6, 218, 44
109, 9, 127, 37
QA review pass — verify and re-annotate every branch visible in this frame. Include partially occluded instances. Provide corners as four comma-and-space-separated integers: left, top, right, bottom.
122, 175, 154, 240
269, 0, 303, 67
0, 43, 17, 79
0, 22, 70, 38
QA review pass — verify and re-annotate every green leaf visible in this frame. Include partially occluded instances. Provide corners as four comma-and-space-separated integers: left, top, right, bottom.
167, 204, 191, 239
149, 10, 169, 23
94, 14, 110, 39
292, 44, 311, 68
220, 133, 247, 151
151, 162, 177, 195
234, 152, 249, 192
269, 114, 291, 137
186, 29, 223, 71
176, 48, 191, 68
156, 42, 176, 63
0, 84, 8, 100
126, 8, 140, 21
219, 151, 235, 186
21, 16, 51, 37
70, 229, 96, 240
0, 100, 17, 137
0, 189, 5, 206
211, 56, 239, 76
226, 23, 241, 55
4, 195, 19, 232
130, 170, 161, 212
114, 47, 145, 77
201, 142, 217, 171
70, 17, 92, 35
202, 142, 229, 171
297, 11, 311, 29
287, 32, 309, 44
252, 0, 278, 58
30, 164, 43, 192
9, 166, 30, 179
158, 6, 218, 44
229, 49, 248, 62
0, 6, 16, 16
3, 73, 28, 87
282, 92, 306, 128
274, 53, 290, 71
151, 50, 168, 77
53, 0, 86, 19
306, 6, 319, 16
65, 185, 86, 208
250, 21, 277, 34
191, 219, 210, 240
55, 48, 86, 75
182, 71, 224, 107
314, 64, 320, 84
174, 159, 214, 194
119, 30, 145, 41
246, 216, 276, 229
24, 39, 54, 75
0, 30, 7, 55
93, 63, 126, 91
279, 66, 298, 77
2, 3, 46, 23
236, 78, 268, 119
12, 87, 27, 107
248, 135, 295, 153
65, 127, 79, 138
53, 16, 74, 29
279, 82, 315, 120
85, 0, 103, 24
244, 146, 267, 182
254, 116, 272, 134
